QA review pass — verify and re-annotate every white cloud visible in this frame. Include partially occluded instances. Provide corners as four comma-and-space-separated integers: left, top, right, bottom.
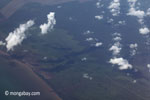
129, 43, 138, 56
147, 64, 150, 72
95, 15, 103, 20
146, 8, 150, 16
86, 37, 94, 41
118, 21, 126, 25
57, 6, 62, 9
129, 43, 138, 48
43, 56, 48, 60
109, 42, 122, 55
109, 57, 133, 70
127, 0, 150, 25
83, 73, 93, 80
107, 18, 114, 23
40, 12, 56, 34
109, 32, 133, 70
127, 8, 145, 19
96, 2, 101, 8
147, 64, 150, 68
133, 80, 137, 83
113, 32, 121, 36
108, 0, 120, 16
5, 20, 34, 51
81, 57, 87, 61
113, 36, 122, 41
139, 27, 150, 35
95, 42, 103, 47
96, 0, 103, 8
0, 41, 6, 46
127, 0, 146, 24
109, 33, 122, 56
83, 30, 94, 35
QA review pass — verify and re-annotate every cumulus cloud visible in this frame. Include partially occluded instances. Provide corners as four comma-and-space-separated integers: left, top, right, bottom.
109, 32, 133, 70
146, 8, 150, 16
40, 12, 56, 34
96, 1, 101, 8
96, 0, 103, 8
113, 36, 122, 41
107, 18, 114, 23
109, 57, 133, 70
0, 41, 6, 46
109, 42, 122, 55
109, 33, 122, 55
113, 32, 121, 36
133, 80, 137, 83
81, 57, 87, 61
147, 64, 150, 68
86, 37, 94, 41
127, 8, 145, 19
108, 0, 120, 16
129, 43, 138, 56
118, 21, 126, 25
83, 73, 93, 80
95, 15, 103, 20
5, 20, 34, 51
127, 0, 146, 24
139, 27, 150, 35
95, 42, 103, 47
130, 43, 138, 48
147, 64, 150, 72
127, 0, 150, 44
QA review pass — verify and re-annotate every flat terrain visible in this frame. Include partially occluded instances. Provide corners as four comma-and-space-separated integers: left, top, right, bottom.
0, 0, 91, 18
0, 50, 62, 100
1, 0, 150, 100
